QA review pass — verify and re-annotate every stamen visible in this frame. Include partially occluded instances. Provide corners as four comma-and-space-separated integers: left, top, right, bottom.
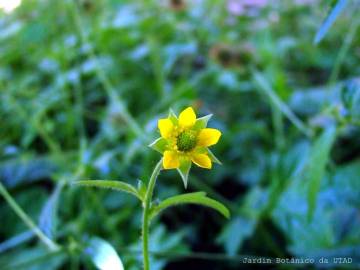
177, 130, 197, 152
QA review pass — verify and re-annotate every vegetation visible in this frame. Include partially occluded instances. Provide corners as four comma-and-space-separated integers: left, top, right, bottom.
0, 0, 359, 269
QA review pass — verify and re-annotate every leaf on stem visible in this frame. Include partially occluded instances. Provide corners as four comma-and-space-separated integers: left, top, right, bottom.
74, 180, 141, 200
150, 192, 230, 219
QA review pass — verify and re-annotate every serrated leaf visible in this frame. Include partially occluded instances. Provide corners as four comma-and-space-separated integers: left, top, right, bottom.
150, 192, 230, 219
85, 237, 124, 270
148, 137, 168, 154
74, 180, 141, 200
314, 0, 348, 44
306, 126, 337, 221
177, 159, 192, 188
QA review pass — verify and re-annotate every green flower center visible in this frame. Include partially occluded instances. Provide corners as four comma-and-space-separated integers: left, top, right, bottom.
177, 130, 197, 152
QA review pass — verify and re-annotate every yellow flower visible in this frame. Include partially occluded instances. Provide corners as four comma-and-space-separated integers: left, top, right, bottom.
150, 107, 222, 187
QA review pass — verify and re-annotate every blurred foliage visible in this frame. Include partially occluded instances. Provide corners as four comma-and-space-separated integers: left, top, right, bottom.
0, 0, 360, 269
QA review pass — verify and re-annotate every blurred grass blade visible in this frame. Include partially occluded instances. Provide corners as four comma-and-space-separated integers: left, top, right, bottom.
151, 192, 230, 219
0, 182, 60, 251
0, 231, 33, 254
39, 182, 64, 238
329, 7, 360, 83
217, 217, 251, 256
253, 71, 313, 137
85, 237, 124, 270
1, 247, 65, 270
314, 0, 348, 44
147, 36, 165, 96
306, 126, 337, 221
0, 156, 57, 188
75, 180, 141, 200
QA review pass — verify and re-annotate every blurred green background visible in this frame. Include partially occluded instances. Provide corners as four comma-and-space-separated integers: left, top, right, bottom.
1, 0, 360, 269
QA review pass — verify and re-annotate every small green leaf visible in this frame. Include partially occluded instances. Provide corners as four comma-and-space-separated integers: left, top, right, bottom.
306, 126, 337, 221
314, 0, 348, 44
177, 159, 192, 189
207, 149, 222, 165
148, 137, 168, 153
85, 237, 124, 270
193, 114, 212, 130
150, 192, 230, 219
74, 180, 141, 200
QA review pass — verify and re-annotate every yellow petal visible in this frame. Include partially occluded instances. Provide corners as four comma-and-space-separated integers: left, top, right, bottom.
163, 151, 180, 169
197, 128, 221, 147
191, 153, 212, 169
158, 118, 173, 139
178, 107, 196, 128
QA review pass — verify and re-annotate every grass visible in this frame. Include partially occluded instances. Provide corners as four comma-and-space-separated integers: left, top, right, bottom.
0, 0, 360, 269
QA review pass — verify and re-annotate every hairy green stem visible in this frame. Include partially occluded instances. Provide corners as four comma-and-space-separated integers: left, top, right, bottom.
0, 182, 60, 251
142, 159, 163, 270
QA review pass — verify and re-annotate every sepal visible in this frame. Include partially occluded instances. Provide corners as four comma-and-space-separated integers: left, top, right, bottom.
177, 159, 192, 188
194, 114, 213, 130
148, 137, 168, 153
207, 149, 222, 165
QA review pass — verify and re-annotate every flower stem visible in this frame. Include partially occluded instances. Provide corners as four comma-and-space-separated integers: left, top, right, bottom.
142, 159, 163, 270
